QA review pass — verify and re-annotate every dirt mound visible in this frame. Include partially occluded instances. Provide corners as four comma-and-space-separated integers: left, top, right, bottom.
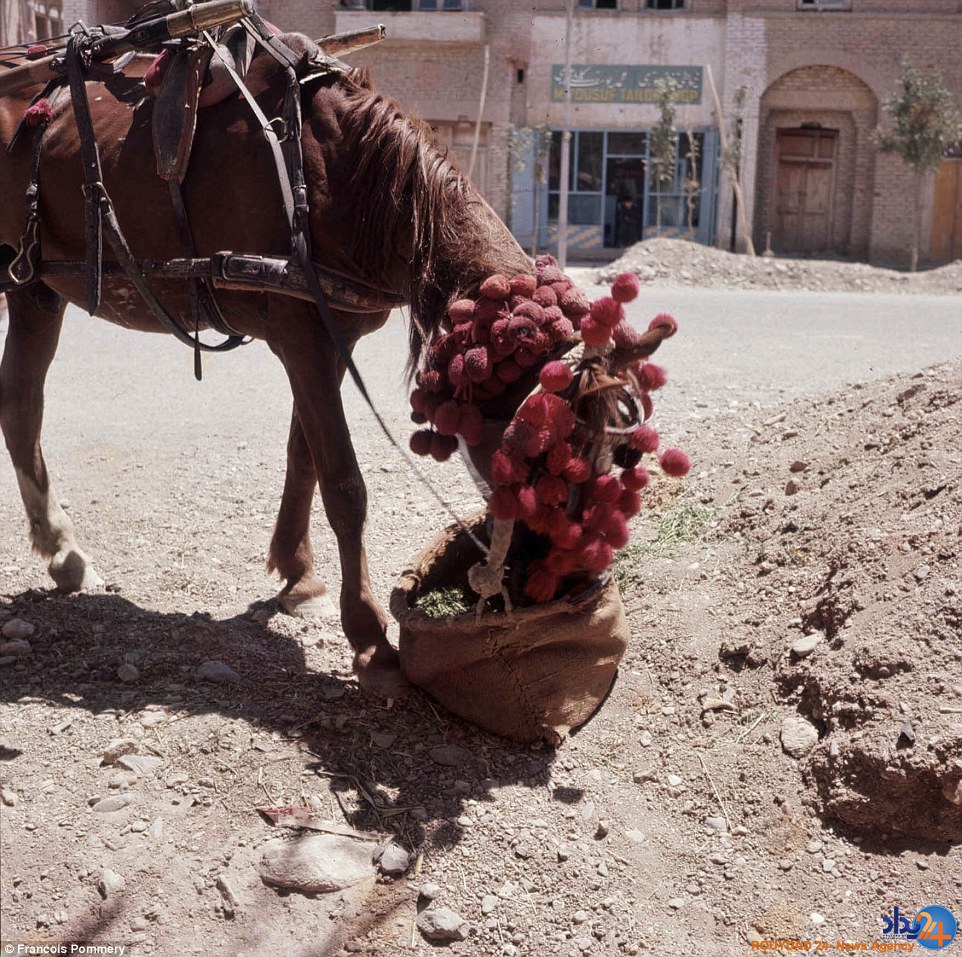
596, 237, 962, 295
710, 361, 962, 841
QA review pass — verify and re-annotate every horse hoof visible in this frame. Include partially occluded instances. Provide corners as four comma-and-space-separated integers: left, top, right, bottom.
48, 548, 103, 592
353, 647, 411, 699
277, 587, 337, 620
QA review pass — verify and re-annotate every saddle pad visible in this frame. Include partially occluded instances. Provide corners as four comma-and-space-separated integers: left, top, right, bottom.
151, 45, 212, 183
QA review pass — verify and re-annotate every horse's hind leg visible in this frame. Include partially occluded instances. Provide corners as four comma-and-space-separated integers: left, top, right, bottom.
0, 284, 103, 591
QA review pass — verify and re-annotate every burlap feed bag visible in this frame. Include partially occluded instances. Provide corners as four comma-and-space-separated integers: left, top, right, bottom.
390, 516, 629, 745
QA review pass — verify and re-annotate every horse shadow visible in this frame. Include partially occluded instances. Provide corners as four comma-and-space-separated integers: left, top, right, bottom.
0, 586, 561, 856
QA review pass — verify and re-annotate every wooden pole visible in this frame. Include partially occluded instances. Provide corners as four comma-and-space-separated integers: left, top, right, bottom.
556, 0, 575, 269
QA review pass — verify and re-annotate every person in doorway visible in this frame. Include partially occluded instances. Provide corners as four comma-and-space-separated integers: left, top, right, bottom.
617, 195, 642, 248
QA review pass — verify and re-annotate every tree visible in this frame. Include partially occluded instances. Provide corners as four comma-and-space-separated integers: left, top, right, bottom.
705, 67, 755, 256
649, 77, 679, 232
876, 57, 962, 271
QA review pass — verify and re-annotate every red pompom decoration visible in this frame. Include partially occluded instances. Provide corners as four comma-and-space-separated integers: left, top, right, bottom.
419, 369, 442, 393
560, 288, 591, 317
549, 317, 575, 342
546, 548, 580, 576
611, 321, 641, 349
629, 425, 660, 454
536, 475, 569, 507
563, 457, 592, 483
491, 450, 528, 486
23, 97, 53, 127
434, 400, 462, 437
543, 395, 576, 442
579, 538, 614, 574
448, 299, 476, 323
409, 388, 428, 414
610, 272, 641, 303
635, 362, 668, 391
539, 360, 574, 394
552, 521, 584, 552
26, 44, 48, 58
464, 346, 493, 383
511, 301, 545, 325
621, 466, 650, 492
514, 345, 541, 369
459, 403, 484, 446
410, 410, 428, 425
409, 430, 432, 456
538, 265, 565, 285
447, 353, 467, 387
546, 441, 573, 476
516, 393, 549, 428
660, 448, 691, 478
524, 565, 560, 604
517, 485, 538, 520
649, 313, 678, 337
430, 433, 457, 462
603, 510, 630, 549
508, 274, 537, 298
619, 488, 642, 518
592, 474, 622, 504
477, 299, 508, 323
496, 358, 523, 383
489, 486, 521, 521
533, 285, 558, 308
480, 274, 511, 300
579, 315, 611, 347
589, 296, 623, 330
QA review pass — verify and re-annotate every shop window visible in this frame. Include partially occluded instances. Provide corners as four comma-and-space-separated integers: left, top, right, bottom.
28, 1, 62, 39
357, 0, 465, 9
645, 0, 686, 9
796, 0, 851, 9
578, 0, 618, 9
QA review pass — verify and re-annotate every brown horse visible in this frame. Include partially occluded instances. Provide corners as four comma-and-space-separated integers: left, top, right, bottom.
0, 32, 533, 696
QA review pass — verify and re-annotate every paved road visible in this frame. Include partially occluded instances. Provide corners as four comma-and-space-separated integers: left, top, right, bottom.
1, 287, 960, 563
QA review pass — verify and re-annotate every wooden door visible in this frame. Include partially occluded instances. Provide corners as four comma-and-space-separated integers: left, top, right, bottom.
773, 129, 837, 255
931, 158, 962, 264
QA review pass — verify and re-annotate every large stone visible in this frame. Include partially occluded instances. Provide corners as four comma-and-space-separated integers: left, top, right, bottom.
781, 716, 819, 758
416, 907, 469, 942
258, 835, 374, 894
377, 841, 411, 877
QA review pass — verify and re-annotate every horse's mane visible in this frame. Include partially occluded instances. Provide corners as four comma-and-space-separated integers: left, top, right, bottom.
334, 69, 512, 375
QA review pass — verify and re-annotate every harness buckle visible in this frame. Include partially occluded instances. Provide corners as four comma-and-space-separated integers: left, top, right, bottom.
7, 215, 40, 286
265, 116, 290, 142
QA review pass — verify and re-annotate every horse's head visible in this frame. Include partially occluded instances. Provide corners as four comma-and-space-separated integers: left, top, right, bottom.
407, 259, 688, 604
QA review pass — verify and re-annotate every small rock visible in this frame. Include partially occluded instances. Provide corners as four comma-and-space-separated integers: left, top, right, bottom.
897, 720, 916, 748
791, 633, 823, 658
806, 840, 823, 854
117, 663, 140, 683
784, 480, 800, 496
0, 639, 31, 657
514, 844, 531, 859
216, 875, 240, 915
667, 898, 685, 910
666, 774, 683, 787
914, 564, 930, 582
789, 461, 809, 473
117, 754, 163, 775
1, 788, 17, 807
573, 910, 590, 924
419, 882, 441, 900
2, 618, 35, 640
99, 867, 125, 899
822, 858, 835, 872
377, 842, 410, 877
416, 907, 469, 942
146, 818, 164, 840
811, 913, 826, 927
481, 894, 498, 915
91, 795, 134, 813
781, 716, 819, 758
624, 829, 646, 844
196, 660, 240, 684
259, 835, 374, 894
428, 745, 472, 767
102, 739, 139, 766
704, 816, 728, 833
594, 821, 610, 839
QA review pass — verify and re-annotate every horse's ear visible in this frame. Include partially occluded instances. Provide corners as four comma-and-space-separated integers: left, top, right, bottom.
610, 316, 677, 372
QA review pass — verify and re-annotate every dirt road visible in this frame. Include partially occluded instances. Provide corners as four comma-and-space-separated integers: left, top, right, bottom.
1, 282, 960, 956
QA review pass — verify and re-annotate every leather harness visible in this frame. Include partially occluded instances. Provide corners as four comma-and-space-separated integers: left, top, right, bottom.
3, 13, 407, 380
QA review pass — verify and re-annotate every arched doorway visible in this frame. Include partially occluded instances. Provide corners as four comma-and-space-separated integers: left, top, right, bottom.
755, 65, 878, 259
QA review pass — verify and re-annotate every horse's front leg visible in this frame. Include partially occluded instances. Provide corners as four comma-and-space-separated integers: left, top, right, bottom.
267, 406, 335, 617
0, 283, 103, 591
267, 312, 408, 698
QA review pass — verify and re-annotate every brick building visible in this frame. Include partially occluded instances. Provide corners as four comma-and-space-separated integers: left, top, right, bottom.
15, 0, 962, 266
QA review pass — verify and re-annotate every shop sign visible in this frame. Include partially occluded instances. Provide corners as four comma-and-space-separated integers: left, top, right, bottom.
551, 64, 702, 104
